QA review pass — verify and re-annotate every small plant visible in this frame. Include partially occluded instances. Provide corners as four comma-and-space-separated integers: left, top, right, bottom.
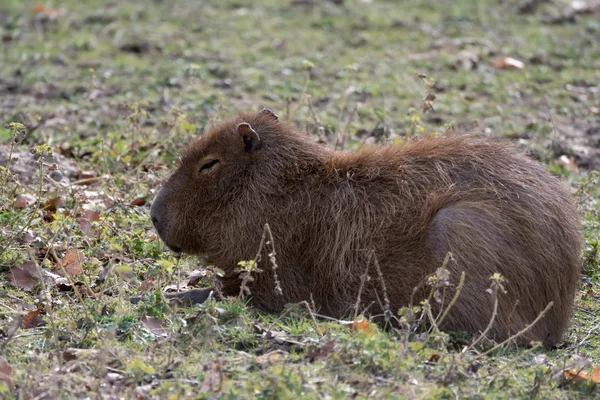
236, 259, 262, 298
0, 122, 25, 194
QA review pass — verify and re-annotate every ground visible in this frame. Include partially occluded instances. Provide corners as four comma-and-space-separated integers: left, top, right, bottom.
0, 0, 599, 398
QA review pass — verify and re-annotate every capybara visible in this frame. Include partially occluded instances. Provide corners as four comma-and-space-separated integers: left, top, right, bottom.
150, 109, 581, 346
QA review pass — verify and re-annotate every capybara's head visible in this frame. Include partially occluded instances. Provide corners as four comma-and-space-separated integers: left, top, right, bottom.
151, 109, 291, 255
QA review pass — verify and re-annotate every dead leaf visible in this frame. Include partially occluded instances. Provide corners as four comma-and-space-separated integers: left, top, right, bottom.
563, 368, 600, 384
62, 348, 99, 362
106, 372, 124, 383
592, 366, 600, 384
32, 4, 66, 19
62, 349, 78, 362
23, 305, 46, 329
555, 155, 579, 173
351, 319, 372, 333
141, 316, 169, 337
8, 261, 40, 291
79, 209, 100, 238
54, 248, 84, 277
255, 350, 287, 366
139, 278, 156, 293
493, 57, 525, 71
78, 170, 97, 180
564, 369, 585, 383
305, 340, 336, 362
428, 354, 441, 363
0, 359, 12, 391
130, 197, 147, 207
43, 196, 61, 212
200, 363, 224, 393
56, 280, 95, 298
14, 194, 36, 209
422, 95, 435, 113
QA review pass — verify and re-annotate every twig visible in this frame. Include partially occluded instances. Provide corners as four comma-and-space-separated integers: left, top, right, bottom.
28, 249, 62, 366
336, 104, 358, 150
264, 223, 283, 296
483, 342, 542, 379
353, 252, 373, 322
371, 251, 392, 323
577, 319, 600, 348
462, 285, 499, 355
288, 71, 311, 122
101, 140, 118, 190
425, 300, 441, 335
435, 262, 464, 327
474, 302, 553, 360
546, 105, 558, 151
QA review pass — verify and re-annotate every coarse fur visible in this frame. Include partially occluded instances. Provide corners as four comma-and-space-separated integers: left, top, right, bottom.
151, 110, 581, 347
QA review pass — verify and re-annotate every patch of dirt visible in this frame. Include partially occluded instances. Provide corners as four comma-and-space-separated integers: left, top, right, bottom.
552, 118, 600, 170
0, 144, 79, 186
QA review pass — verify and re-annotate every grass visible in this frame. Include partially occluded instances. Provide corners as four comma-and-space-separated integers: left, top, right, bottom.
0, 0, 599, 398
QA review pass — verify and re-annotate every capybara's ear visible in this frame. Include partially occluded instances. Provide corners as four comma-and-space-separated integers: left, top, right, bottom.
237, 122, 262, 153
259, 108, 279, 122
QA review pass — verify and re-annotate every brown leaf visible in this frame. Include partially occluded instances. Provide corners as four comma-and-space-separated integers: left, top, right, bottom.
141, 316, 169, 337
351, 319, 372, 333
14, 194, 36, 209
255, 350, 287, 366
422, 100, 435, 113
564, 369, 591, 383
32, 4, 46, 14
305, 340, 336, 362
592, 366, 600, 384
79, 209, 100, 238
23, 305, 46, 329
0, 359, 12, 391
62, 348, 99, 362
424, 93, 436, 102
43, 196, 61, 213
130, 197, 147, 207
8, 261, 40, 291
54, 248, 84, 277
62, 349, 78, 362
32, 4, 66, 19
555, 155, 579, 173
200, 363, 224, 393
56, 280, 95, 298
78, 170, 97, 180
493, 57, 525, 70
428, 354, 441, 363
139, 278, 156, 293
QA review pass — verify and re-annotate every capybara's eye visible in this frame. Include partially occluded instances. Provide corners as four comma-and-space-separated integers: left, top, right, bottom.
199, 159, 219, 173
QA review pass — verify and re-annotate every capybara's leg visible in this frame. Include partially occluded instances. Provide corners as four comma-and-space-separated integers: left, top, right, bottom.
424, 204, 556, 345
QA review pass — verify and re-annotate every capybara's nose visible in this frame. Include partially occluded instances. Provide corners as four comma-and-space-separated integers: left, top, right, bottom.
150, 190, 169, 239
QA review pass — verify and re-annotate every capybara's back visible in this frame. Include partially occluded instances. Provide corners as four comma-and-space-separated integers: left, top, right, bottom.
151, 110, 581, 346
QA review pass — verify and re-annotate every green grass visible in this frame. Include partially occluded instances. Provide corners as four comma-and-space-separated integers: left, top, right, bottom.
0, 0, 599, 398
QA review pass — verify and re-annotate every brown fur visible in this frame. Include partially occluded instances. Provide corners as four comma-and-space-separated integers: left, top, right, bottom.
151, 110, 581, 346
